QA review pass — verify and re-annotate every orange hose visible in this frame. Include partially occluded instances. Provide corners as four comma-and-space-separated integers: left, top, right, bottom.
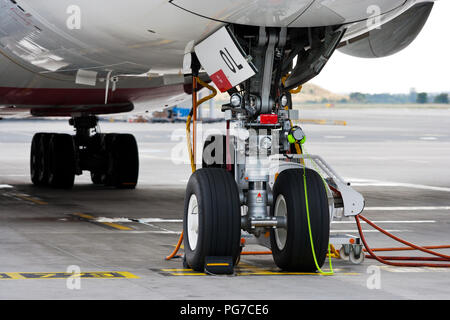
165, 232, 184, 260
192, 77, 198, 165
166, 77, 217, 262
241, 251, 272, 255
363, 245, 450, 252
356, 215, 450, 267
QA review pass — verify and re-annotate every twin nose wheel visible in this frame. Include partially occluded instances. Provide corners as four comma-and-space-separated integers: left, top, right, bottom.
183, 167, 330, 272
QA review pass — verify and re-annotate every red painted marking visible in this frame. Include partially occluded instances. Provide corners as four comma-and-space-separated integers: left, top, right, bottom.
0, 84, 185, 116
210, 69, 232, 92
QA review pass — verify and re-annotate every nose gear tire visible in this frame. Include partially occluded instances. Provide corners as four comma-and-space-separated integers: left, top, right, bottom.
270, 168, 330, 272
183, 168, 241, 272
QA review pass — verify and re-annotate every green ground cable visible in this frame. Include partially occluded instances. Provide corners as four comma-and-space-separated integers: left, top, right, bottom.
301, 144, 334, 275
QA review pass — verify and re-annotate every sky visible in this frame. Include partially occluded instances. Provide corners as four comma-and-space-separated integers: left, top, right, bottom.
312, 0, 449, 94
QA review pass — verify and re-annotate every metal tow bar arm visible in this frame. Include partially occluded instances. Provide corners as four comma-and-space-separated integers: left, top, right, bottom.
270, 154, 365, 217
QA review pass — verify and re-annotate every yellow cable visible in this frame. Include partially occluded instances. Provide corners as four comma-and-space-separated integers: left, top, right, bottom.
166, 77, 217, 261
186, 114, 196, 173
196, 78, 217, 106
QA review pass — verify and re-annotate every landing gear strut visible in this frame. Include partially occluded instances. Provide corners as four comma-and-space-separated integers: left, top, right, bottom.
30, 115, 139, 189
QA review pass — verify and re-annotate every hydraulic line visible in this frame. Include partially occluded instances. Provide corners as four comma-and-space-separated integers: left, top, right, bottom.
165, 76, 217, 261
355, 215, 450, 267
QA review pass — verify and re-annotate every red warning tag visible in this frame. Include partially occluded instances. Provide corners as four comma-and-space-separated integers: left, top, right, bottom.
210, 69, 233, 92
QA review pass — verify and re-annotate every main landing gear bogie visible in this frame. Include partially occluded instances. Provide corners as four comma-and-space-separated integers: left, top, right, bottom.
30, 116, 139, 189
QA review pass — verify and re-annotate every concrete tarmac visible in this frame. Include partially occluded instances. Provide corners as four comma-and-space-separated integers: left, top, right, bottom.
0, 106, 450, 300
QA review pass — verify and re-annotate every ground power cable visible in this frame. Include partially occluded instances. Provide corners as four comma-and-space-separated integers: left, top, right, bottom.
301, 146, 334, 275
165, 76, 216, 261
355, 214, 450, 268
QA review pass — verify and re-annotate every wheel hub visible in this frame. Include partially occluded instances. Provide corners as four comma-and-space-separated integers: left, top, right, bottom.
274, 194, 288, 250
187, 194, 199, 251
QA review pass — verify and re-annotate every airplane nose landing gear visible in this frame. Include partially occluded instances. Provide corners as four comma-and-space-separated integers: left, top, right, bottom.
181, 25, 363, 273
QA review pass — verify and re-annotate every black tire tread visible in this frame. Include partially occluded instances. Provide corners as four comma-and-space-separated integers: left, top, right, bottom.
270, 168, 330, 271
184, 168, 241, 272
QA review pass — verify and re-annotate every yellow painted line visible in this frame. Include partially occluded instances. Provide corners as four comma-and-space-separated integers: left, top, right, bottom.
100, 222, 134, 231
171, 273, 208, 276
158, 265, 359, 277
159, 268, 207, 276
206, 263, 230, 267
14, 194, 48, 205
73, 213, 95, 220
161, 269, 193, 272
0, 271, 139, 280
238, 263, 268, 273
238, 272, 321, 276
114, 271, 140, 279
0, 273, 26, 280
72, 213, 134, 231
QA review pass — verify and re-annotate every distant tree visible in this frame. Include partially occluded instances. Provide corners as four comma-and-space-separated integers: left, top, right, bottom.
434, 93, 449, 104
416, 92, 428, 104
350, 92, 367, 103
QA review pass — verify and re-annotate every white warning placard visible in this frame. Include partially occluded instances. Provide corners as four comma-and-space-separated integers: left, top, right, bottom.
194, 27, 256, 92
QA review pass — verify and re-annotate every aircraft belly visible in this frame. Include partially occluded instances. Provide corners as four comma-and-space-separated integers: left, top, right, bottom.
0, 0, 222, 76
171, 0, 408, 27
0, 46, 186, 111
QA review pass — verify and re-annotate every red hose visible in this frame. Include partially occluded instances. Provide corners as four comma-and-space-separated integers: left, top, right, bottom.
355, 215, 450, 267
364, 245, 450, 252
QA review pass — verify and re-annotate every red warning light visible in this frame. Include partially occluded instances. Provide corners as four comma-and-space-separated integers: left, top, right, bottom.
260, 114, 278, 124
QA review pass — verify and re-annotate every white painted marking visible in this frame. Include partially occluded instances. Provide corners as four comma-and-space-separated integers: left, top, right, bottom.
324, 135, 346, 139
90, 216, 182, 234
365, 206, 450, 211
332, 220, 436, 224
138, 218, 183, 223
135, 220, 176, 233
95, 217, 132, 223
330, 229, 408, 233
0, 184, 13, 189
93, 217, 183, 223
122, 230, 182, 235
381, 266, 450, 273
419, 137, 437, 141
347, 178, 450, 193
